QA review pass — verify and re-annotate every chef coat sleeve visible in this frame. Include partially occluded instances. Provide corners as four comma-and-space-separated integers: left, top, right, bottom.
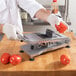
17, 0, 45, 19
0, 0, 7, 12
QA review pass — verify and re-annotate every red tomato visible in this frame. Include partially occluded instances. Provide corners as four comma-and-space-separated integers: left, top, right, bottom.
53, 0, 57, 2
60, 55, 70, 65
1, 53, 11, 64
10, 54, 22, 65
55, 22, 68, 33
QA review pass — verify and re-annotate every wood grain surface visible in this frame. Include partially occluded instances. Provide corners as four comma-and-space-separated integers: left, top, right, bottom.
0, 32, 76, 76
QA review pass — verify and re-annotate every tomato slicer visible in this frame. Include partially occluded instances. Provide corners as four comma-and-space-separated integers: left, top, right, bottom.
17, 29, 70, 60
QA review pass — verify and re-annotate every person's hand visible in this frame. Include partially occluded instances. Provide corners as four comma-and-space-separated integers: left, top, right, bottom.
47, 13, 69, 33
3, 23, 23, 40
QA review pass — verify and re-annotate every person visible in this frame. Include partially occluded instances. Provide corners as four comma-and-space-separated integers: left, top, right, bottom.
0, 0, 68, 40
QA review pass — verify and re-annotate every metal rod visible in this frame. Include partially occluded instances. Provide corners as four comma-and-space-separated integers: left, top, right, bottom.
64, 0, 69, 22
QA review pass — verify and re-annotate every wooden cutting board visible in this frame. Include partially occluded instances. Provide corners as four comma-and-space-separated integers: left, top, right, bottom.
0, 32, 76, 75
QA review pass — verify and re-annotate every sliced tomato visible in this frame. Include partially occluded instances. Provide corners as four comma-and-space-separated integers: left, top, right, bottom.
10, 54, 22, 65
55, 22, 68, 33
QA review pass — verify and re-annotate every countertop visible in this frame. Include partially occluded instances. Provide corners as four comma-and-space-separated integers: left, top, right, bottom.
0, 32, 76, 76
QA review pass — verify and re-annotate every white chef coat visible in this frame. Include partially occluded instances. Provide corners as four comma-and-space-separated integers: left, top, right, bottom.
0, 0, 44, 32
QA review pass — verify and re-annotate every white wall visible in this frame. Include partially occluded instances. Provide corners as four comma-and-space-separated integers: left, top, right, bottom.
69, 0, 76, 33
36, 0, 65, 5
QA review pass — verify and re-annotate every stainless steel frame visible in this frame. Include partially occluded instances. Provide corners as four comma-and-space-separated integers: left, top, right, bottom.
64, 0, 69, 22
18, 29, 70, 59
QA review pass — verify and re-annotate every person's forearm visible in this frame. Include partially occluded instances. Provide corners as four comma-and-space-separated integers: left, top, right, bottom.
0, 24, 3, 33
35, 9, 51, 21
